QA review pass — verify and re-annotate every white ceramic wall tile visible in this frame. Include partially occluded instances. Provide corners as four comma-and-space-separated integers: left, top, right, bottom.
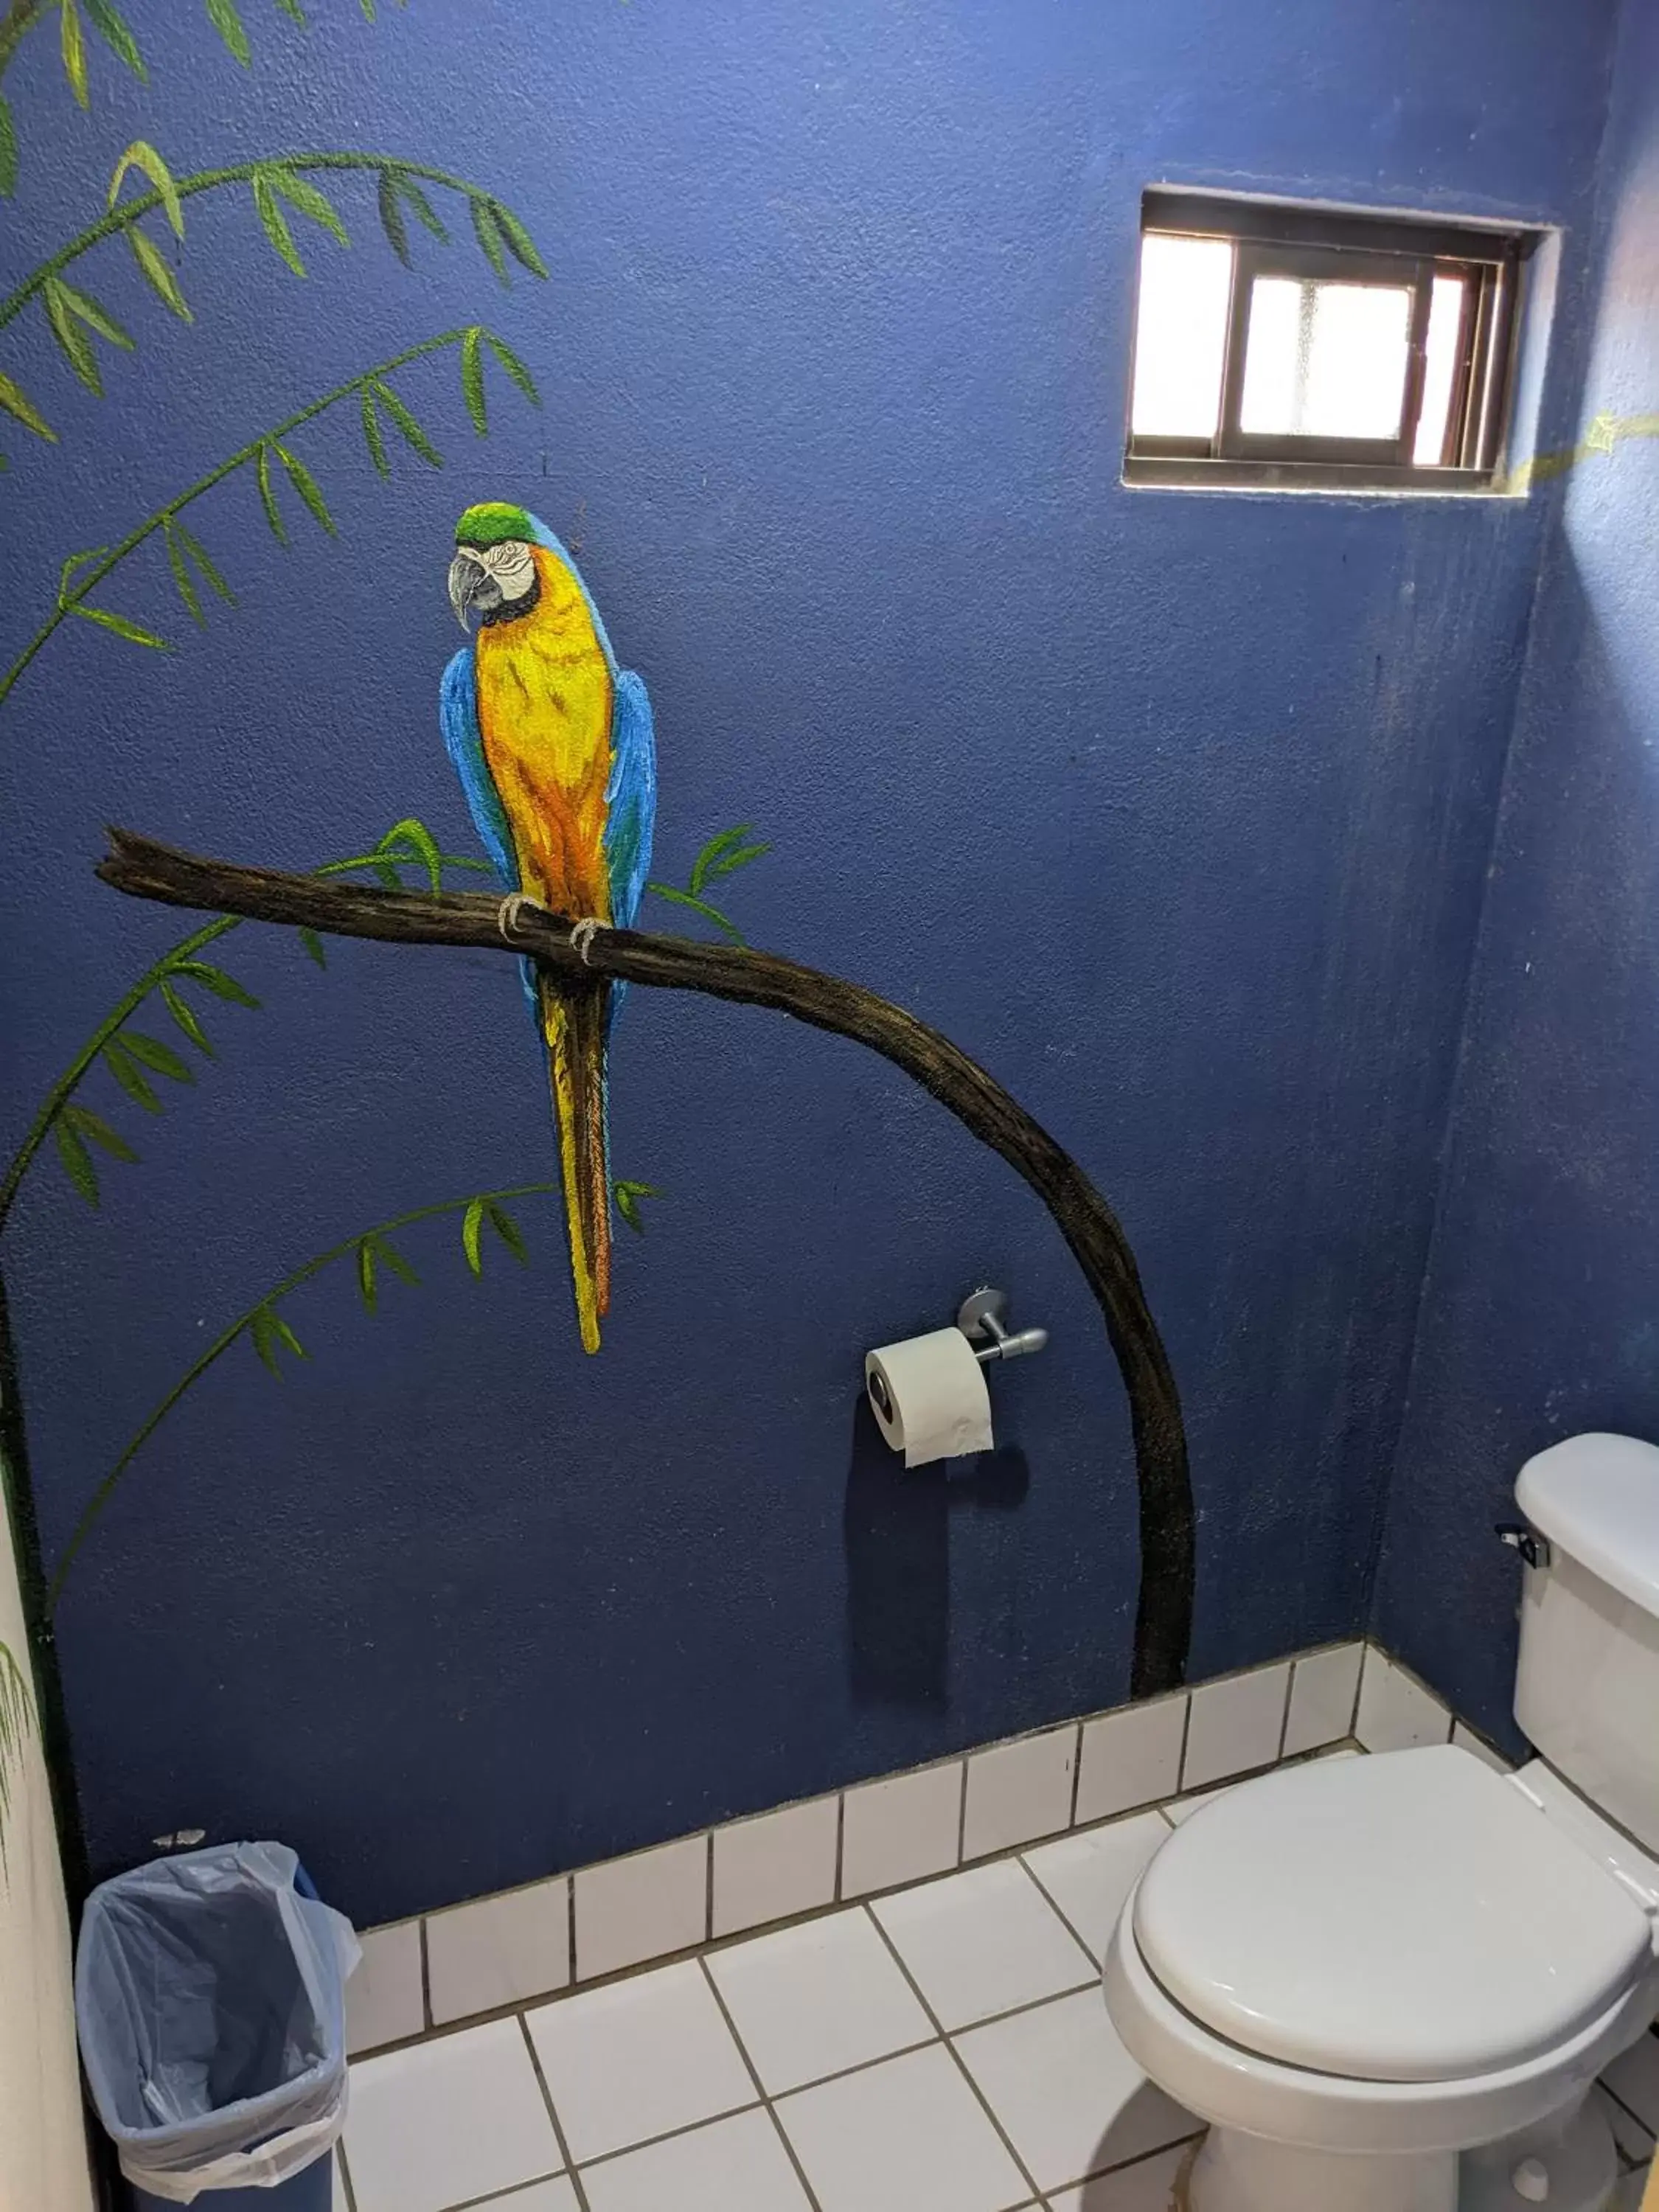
574, 1832, 707, 1981
525, 1958, 754, 2165
1074, 1695, 1186, 1826
774, 2042, 1030, 2212
580, 2107, 812, 2212
1181, 1663, 1291, 1791
344, 2017, 562, 2212
706, 1907, 932, 2093
1354, 1648, 1454, 1754
345, 1920, 425, 2056
712, 1795, 839, 1938
871, 1860, 1093, 2031
1281, 1643, 1363, 1757
840, 1762, 964, 1899
953, 1987, 1196, 2194
1047, 2137, 1201, 2211
1023, 1811, 1168, 1965
426, 1877, 570, 2025
1451, 1721, 1512, 1773
1603, 2031, 1659, 2134
961, 1725, 1077, 1860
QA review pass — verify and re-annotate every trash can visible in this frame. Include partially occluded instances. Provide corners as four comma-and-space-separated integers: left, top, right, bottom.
76, 1841, 360, 2208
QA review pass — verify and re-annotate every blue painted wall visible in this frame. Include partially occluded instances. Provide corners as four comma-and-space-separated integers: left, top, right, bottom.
1376, 0, 1659, 1747
0, 1, 1618, 1923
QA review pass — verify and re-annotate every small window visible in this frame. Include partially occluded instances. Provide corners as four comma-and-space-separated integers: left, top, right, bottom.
1125, 192, 1531, 492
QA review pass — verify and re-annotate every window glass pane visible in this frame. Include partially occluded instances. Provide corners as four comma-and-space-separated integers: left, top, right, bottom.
1239, 276, 1413, 440
1413, 274, 1468, 465
1130, 233, 1233, 437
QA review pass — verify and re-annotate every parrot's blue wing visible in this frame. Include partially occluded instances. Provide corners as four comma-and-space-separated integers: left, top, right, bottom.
439, 644, 515, 887
604, 668, 657, 930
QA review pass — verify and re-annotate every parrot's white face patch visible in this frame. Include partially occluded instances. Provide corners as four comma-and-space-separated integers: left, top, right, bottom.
477, 539, 536, 603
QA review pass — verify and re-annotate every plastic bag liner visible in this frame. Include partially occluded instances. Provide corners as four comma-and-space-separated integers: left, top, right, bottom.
76, 1841, 361, 2203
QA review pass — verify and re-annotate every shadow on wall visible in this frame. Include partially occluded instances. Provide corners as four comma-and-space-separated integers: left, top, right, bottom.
842, 1397, 1029, 1709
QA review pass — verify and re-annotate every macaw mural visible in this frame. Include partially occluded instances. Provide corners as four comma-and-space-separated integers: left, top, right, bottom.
441, 504, 658, 1353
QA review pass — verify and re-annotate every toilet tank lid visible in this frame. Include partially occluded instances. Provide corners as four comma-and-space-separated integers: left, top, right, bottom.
1517, 1433, 1659, 1615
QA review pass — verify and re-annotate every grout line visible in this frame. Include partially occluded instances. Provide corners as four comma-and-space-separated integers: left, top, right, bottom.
703, 1828, 714, 1945
833, 1788, 846, 1905
439, 2174, 570, 2212
862, 1901, 1047, 2205
1276, 1659, 1297, 1761
334, 2141, 360, 2212
515, 2013, 594, 2212
566, 1872, 578, 1989
695, 1953, 827, 2211
956, 1754, 970, 1865
420, 1916, 434, 2033
1348, 1638, 1368, 1739
1175, 1688, 1194, 1790
1066, 1719, 1082, 1828
571, 2093, 767, 2174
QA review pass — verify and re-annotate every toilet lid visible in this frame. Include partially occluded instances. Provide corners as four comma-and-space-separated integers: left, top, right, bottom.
1132, 1745, 1655, 2083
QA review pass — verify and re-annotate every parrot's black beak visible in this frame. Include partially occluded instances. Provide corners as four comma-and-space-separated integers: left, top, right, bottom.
448, 549, 501, 630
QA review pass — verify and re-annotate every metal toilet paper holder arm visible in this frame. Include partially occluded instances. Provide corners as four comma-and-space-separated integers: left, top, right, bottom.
957, 1287, 1048, 1364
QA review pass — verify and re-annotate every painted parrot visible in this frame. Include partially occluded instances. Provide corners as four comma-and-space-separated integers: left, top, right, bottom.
440, 502, 656, 1354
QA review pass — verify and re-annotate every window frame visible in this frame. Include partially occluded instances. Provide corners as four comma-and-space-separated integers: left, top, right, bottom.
1124, 192, 1528, 493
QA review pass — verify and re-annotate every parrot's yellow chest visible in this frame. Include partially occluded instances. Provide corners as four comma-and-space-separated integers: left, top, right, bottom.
475, 552, 614, 919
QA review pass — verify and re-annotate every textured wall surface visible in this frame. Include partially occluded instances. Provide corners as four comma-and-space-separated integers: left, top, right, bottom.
1377, 0, 1659, 1748
0, 1, 1618, 1923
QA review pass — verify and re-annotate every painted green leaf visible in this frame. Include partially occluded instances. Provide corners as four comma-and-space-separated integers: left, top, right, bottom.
372, 379, 442, 467
370, 858, 400, 891
0, 97, 16, 198
129, 229, 192, 321
274, 442, 335, 535
173, 960, 260, 1008
376, 169, 409, 265
60, 0, 90, 109
360, 383, 389, 476
85, 2, 147, 84
58, 549, 108, 604
55, 1118, 98, 1206
689, 826, 747, 894
110, 139, 182, 233
274, 0, 307, 21
205, 0, 252, 66
461, 1197, 484, 1276
164, 521, 204, 626
175, 523, 235, 605
708, 840, 771, 879
483, 333, 540, 408
643, 881, 744, 943
159, 980, 215, 1056
298, 927, 327, 967
488, 199, 549, 279
395, 175, 448, 243
374, 1234, 419, 1287
355, 1239, 378, 1312
266, 167, 349, 246
62, 282, 133, 351
122, 1030, 193, 1082
254, 444, 288, 543
72, 604, 169, 650
470, 195, 509, 284
272, 1311, 307, 1359
614, 1180, 661, 1234
378, 817, 442, 894
460, 326, 487, 434
484, 1202, 528, 1265
43, 281, 101, 394
251, 1305, 282, 1374
252, 170, 305, 276
66, 1105, 139, 1163
0, 372, 55, 442
104, 1039, 161, 1113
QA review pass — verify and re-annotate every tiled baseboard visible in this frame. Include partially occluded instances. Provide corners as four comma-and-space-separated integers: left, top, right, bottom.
347, 1636, 1474, 2055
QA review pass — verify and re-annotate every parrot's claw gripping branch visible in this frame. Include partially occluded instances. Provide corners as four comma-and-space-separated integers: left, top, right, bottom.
94, 825, 1197, 1698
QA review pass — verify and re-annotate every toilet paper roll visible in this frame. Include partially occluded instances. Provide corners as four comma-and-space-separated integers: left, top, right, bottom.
865, 1329, 994, 1468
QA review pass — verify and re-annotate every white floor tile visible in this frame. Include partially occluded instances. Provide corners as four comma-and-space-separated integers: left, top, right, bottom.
872, 1860, 1093, 2030
955, 1987, 1195, 2193
525, 1958, 754, 2163
1354, 1648, 1453, 1754
345, 1920, 425, 2055
712, 1796, 839, 1938
776, 2042, 1030, 2212
1023, 1812, 1167, 1964
580, 2107, 812, 2212
707, 1907, 933, 2093
344, 2017, 562, 2212
1181, 1663, 1290, 1791
963, 1726, 1078, 1860
841, 1762, 964, 1898
1046, 2135, 1202, 2208
574, 1832, 707, 1980
1603, 2031, 1659, 2134
1074, 1697, 1186, 1827
426, 1877, 570, 2025
474, 2185, 582, 2212
1281, 1644, 1363, 1757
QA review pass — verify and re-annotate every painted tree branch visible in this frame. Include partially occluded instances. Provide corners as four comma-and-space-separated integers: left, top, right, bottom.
97, 829, 1196, 1696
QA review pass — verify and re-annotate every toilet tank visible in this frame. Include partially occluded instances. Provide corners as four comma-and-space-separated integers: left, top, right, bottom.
1514, 1433, 1659, 1852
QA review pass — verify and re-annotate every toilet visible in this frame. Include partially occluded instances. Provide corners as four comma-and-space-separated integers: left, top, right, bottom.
1104, 1433, 1659, 2212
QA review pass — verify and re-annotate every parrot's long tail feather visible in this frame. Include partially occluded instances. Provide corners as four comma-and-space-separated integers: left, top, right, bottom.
540, 975, 612, 1355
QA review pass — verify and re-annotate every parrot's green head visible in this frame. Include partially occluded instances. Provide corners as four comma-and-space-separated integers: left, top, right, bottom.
449, 502, 540, 630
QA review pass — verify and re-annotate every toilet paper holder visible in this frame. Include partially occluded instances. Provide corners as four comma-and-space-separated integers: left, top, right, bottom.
957, 1287, 1048, 1364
